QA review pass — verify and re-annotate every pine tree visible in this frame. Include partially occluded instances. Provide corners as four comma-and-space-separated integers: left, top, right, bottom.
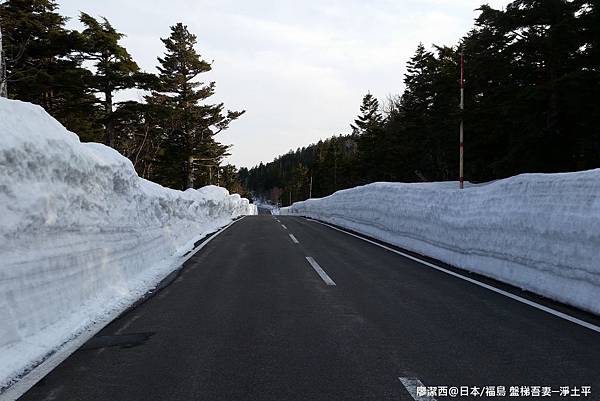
79, 13, 141, 148
458, 0, 594, 178
351, 93, 384, 134
573, 0, 600, 169
0, 0, 101, 140
218, 164, 246, 195
352, 93, 385, 182
397, 44, 438, 180
149, 23, 244, 189
460, 5, 515, 180
110, 100, 166, 179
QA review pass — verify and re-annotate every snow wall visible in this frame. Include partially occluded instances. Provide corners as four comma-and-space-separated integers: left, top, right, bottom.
0, 98, 256, 388
282, 174, 600, 315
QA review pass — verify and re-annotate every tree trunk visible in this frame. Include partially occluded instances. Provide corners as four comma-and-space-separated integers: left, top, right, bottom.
105, 90, 114, 147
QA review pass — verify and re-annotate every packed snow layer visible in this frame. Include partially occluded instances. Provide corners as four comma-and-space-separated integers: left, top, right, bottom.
0, 98, 255, 389
254, 200, 278, 214
283, 172, 600, 315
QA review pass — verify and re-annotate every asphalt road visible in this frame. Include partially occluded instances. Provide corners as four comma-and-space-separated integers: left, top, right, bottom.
19, 216, 600, 401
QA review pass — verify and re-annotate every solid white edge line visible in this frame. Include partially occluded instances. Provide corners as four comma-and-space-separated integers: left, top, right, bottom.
305, 257, 336, 286
0, 216, 246, 401
399, 377, 437, 401
307, 218, 600, 335
288, 233, 299, 244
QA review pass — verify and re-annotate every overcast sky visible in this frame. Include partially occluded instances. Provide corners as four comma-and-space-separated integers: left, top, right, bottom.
58, 0, 510, 168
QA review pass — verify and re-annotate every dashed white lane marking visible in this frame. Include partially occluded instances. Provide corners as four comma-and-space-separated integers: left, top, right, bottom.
398, 377, 437, 401
310, 219, 600, 335
305, 257, 336, 286
289, 233, 299, 244
281, 224, 288, 230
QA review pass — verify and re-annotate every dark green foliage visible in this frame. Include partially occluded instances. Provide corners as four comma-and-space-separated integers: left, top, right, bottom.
0, 0, 102, 141
218, 164, 245, 196
461, 0, 600, 179
246, 0, 600, 204
78, 12, 141, 147
1, 4, 243, 192
148, 23, 244, 190
2, 0, 598, 199
352, 93, 385, 182
245, 134, 359, 206
111, 100, 166, 179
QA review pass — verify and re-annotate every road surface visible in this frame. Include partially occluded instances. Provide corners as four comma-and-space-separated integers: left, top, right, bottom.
19, 216, 600, 400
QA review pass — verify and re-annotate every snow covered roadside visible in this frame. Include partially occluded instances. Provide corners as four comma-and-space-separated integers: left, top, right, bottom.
254, 199, 278, 214
0, 98, 256, 390
282, 172, 600, 315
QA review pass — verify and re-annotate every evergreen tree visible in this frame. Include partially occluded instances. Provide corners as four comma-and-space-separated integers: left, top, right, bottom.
352, 92, 385, 182
111, 100, 166, 179
501, 0, 581, 173
427, 45, 460, 180
79, 13, 141, 147
149, 23, 244, 189
460, 5, 515, 180
573, 0, 600, 169
218, 164, 249, 197
351, 93, 384, 134
398, 43, 437, 180
0, 0, 101, 140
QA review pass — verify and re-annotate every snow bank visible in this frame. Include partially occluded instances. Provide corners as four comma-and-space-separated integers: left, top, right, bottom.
0, 98, 255, 389
283, 173, 600, 315
254, 199, 278, 214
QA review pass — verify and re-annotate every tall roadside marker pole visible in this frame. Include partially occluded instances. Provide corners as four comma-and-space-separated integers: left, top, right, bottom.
459, 50, 465, 189
0, 20, 7, 98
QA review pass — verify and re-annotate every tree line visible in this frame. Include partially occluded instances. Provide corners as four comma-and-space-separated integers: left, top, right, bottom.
245, 0, 600, 206
0, 0, 246, 193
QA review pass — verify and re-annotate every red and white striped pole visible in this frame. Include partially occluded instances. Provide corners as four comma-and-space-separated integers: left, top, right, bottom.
459, 50, 465, 189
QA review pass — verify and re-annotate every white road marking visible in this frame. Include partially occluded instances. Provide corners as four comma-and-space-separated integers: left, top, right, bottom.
281, 224, 288, 230
288, 233, 299, 244
309, 218, 600, 335
399, 377, 437, 401
305, 257, 336, 286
